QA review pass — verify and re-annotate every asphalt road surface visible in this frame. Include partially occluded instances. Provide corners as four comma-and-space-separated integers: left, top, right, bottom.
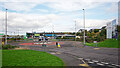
9, 41, 120, 68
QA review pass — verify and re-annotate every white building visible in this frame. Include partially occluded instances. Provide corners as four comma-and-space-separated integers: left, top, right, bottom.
106, 19, 117, 39
118, 1, 120, 26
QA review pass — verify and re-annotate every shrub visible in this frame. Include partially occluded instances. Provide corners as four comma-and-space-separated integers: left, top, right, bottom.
2, 44, 19, 50
86, 38, 93, 43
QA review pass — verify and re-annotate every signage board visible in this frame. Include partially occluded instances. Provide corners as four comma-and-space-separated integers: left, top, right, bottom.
34, 34, 40, 36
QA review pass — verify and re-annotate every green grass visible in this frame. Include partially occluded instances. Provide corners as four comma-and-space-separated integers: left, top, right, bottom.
85, 39, 119, 48
49, 39, 57, 41
2, 50, 64, 66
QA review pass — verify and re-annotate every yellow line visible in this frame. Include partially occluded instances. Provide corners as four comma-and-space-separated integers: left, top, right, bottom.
94, 48, 100, 50
79, 59, 91, 68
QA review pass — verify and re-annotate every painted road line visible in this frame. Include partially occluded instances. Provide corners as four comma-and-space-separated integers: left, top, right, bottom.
111, 64, 116, 65
93, 48, 100, 50
88, 62, 94, 64
101, 62, 105, 64
85, 59, 90, 61
114, 64, 120, 67
78, 58, 83, 60
92, 60, 99, 63
97, 63, 104, 66
110, 64, 120, 67
50, 52, 56, 54
56, 52, 61, 54
79, 64, 90, 68
78, 58, 91, 68
104, 63, 109, 65
107, 65, 116, 68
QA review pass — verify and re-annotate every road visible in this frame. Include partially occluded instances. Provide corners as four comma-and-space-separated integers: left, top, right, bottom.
9, 41, 120, 68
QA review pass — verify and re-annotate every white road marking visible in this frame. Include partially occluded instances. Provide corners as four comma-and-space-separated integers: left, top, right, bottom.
114, 64, 120, 67
85, 59, 90, 61
111, 64, 115, 65
88, 62, 94, 64
78, 58, 83, 60
101, 62, 105, 64
50, 52, 56, 54
104, 63, 109, 65
97, 63, 104, 66
92, 60, 99, 62
56, 52, 61, 54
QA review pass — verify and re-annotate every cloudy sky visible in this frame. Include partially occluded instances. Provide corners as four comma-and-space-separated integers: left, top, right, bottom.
0, 0, 119, 35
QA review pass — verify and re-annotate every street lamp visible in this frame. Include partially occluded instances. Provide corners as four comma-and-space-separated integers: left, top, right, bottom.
5, 9, 8, 45
75, 20, 76, 42
32, 29, 34, 39
52, 25, 54, 39
83, 9, 85, 46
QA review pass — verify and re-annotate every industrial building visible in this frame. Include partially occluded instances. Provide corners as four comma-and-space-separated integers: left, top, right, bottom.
26, 32, 72, 38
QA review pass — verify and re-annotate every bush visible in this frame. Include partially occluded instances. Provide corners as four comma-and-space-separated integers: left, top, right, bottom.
86, 38, 93, 43
2, 44, 19, 50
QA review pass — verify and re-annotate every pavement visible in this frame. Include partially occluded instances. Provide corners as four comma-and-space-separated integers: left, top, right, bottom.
8, 41, 120, 68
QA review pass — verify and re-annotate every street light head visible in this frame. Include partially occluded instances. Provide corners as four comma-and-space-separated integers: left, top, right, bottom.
6, 9, 8, 10
83, 9, 84, 10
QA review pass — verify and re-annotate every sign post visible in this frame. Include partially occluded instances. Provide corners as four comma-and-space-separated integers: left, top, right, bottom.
94, 41, 97, 47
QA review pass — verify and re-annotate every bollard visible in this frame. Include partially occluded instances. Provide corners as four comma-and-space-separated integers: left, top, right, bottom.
2, 42, 4, 45
58, 43, 61, 48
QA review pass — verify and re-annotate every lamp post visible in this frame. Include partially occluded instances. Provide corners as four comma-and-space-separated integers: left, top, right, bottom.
83, 9, 85, 46
52, 25, 54, 39
32, 29, 34, 40
5, 9, 8, 45
75, 20, 76, 42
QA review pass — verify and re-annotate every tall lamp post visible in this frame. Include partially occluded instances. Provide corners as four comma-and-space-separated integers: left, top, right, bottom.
52, 25, 54, 39
75, 20, 76, 42
5, 9, 8, 45
83, 9, 85, 46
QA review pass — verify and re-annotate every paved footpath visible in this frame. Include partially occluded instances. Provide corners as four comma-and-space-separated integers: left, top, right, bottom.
10, 41, 120, 68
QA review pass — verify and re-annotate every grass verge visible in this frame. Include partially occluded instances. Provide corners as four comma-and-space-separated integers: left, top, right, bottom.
2, 50, 64, 66
85, 39, 119, 48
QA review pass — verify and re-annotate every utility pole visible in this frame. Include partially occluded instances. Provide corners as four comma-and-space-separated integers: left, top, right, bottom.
5, 9, 8, 45
83, 9, 85, 46
52, 25, 54, 39
32, 29, 33, 39
75, 20, 76, 42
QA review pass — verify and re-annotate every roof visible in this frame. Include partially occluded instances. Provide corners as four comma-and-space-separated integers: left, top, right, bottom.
56, 34, 75, 36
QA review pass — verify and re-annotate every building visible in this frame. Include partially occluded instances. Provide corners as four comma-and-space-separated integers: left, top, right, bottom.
106, 19, 117, 39
56, 34, 75, 38
118, 1, 120, 26
26, 32, 70, 38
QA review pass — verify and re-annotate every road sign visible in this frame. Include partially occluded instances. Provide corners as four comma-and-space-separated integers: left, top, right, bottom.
94, 41, 97, 47
94, 41, 97, 43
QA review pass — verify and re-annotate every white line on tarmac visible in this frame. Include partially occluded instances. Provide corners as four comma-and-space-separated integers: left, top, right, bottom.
104, 63, 109, 65
78, 58, 83, 60
85, 59, 90, 61
88, 62, 94, 64
114, 64, 120, 67
92, 60, 99, 63
101, 62, 105, 64
50, 52, 56, 54
97, 63, 104, 66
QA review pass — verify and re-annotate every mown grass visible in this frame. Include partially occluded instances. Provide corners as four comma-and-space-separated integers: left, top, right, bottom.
2, 50, 64, 66
85, 39, 119, 48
